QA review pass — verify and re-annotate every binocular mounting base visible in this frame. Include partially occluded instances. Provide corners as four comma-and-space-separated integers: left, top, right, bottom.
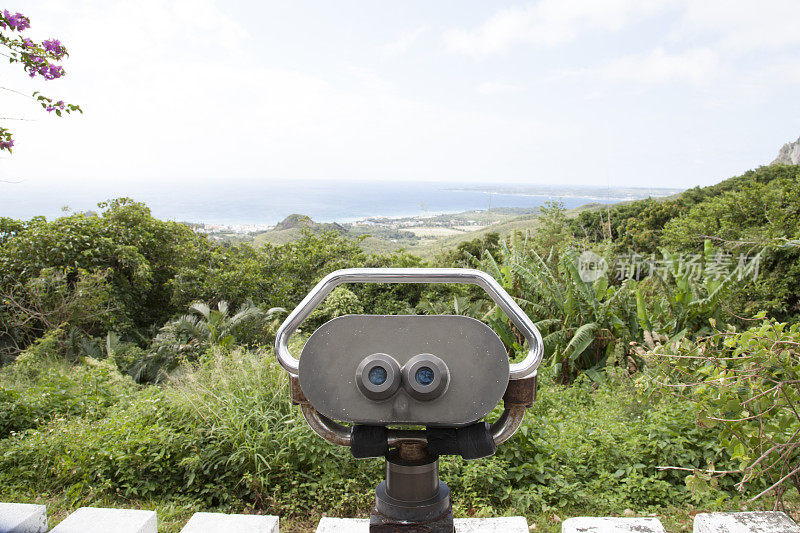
369, 450, 454, 532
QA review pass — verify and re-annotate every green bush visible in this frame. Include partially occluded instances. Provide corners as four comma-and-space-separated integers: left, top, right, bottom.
0, 347, 736, 517
0, 331, 137, 438
439, 372, 738, 517
110, 343, 147, 375
307, 287, 364, 329
0, 199, 208, 335
0, 267, 116, 363
0, 348, 376, 512
645, 319, 800, 508
505, 373, 737, 510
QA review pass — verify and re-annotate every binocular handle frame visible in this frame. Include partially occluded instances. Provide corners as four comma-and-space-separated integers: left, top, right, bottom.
275, 267, 544, 380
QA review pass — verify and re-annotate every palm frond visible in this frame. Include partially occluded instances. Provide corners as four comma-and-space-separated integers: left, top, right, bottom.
562, 322, 598, 362
189, 301, 211, 320
229, 304, 264, 328
480, 251, 503, 283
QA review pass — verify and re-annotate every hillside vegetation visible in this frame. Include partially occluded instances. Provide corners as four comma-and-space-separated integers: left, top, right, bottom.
1, 165, 800, 531
253, 205, 602, 257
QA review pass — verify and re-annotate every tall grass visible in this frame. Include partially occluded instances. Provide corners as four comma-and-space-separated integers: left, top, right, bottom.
1, 345, 742, 520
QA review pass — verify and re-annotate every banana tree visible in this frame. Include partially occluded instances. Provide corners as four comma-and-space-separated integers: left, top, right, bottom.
478, 238, 640, 382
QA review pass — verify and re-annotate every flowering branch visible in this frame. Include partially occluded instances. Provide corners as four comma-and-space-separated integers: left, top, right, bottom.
0, 9, 82, 153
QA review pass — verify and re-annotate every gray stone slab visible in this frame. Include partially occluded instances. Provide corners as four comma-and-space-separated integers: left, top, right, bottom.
456, 517, 529, 532
316, 516, 528, 532
49, 507, 156, 533
0, 503, 47, 533
316, 518, 367, 532
562, 516, 666, 532
694, 511, 800, 533
180, 512, 279, 533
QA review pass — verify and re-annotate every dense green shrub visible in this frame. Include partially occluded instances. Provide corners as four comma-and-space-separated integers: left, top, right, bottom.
0, 199, 208, 335
662, 166, 800, 251
0, 267, 116, 363
569, 165, 800, 320
130, 300, 285, 383
661, 167, 800, 319
0, 348, 376, 512
473, 234, 641, 382
436, 232, 501, 267
1, 207, 430, 372
645, 320, 800, 508
0, 331, 137, 438
633, 242, 759, 338
571, 197, 691, 254
2, 164, 799, 520
0, 347, 736, 517
570, 165, 799, 253
503, 373, 737, 509
307, 287, 364, 329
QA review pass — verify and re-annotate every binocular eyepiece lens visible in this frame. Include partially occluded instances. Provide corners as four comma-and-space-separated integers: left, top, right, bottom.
356, 353, 401, 401
356, 353, 450, 402
404, 354, 449, 401
368, 366, 388, 386
414, 366, 434, 386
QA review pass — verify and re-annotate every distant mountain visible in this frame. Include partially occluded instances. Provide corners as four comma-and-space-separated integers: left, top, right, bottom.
274, 213, 312, 230
772, 135, 800, 165
273, 214, 345, 233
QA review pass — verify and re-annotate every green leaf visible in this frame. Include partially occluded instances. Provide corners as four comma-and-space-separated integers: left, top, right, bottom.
563, 322, 598, 362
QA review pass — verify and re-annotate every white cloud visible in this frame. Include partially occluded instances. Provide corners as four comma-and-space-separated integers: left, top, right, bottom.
383, 25, 429, 56
3, 0, 799, 192
0, 2, 555, 183
172, 0, 251, 53
445, 0, 800, 59
597, 47, 719, 84
476, 81, 523, 95
678, 0, 800, 52
444, 0, 671, 57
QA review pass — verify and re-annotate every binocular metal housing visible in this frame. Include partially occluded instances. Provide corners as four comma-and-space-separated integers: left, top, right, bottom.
276, 268, 543, 532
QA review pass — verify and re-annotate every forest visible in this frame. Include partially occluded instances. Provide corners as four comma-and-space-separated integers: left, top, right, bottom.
1, 164, 799, 532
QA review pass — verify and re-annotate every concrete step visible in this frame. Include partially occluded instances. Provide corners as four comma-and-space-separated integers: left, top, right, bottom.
316, 516, 529, 532
694, 512, 800, 533
49, 507, 157, 533
180, 512, 279, 532
455, 517, 529, 532
562, 517, 666, 532
0, 503, 47, 533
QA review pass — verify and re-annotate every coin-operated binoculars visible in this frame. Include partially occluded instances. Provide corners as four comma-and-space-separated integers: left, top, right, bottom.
275, 269, 543, 532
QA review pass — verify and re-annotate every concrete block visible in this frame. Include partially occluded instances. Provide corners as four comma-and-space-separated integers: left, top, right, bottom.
562, 516, 666, 532
49, 507, 156, 533
316, 516, 529, 532
455, 517, 529, 531
0, 503, 47, 533
316, 518, 368, 532
694, 511, 800, 533
180, 512, 279, 532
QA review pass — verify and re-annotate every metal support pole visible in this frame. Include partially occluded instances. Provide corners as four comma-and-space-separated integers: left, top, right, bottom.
370, 449, 454, 532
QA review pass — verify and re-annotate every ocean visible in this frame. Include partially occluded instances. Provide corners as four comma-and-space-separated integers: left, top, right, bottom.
0, 179, 667, 226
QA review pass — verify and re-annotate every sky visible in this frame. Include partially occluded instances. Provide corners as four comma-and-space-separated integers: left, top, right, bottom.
1, 0, 799, 190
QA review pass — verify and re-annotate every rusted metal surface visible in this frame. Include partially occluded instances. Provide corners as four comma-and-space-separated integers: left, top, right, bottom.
300, 404, 352, 446
502, 376, 536, 407
289, 376, 307, 405
396, 442, 430, 462
489, 405, 526, 446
